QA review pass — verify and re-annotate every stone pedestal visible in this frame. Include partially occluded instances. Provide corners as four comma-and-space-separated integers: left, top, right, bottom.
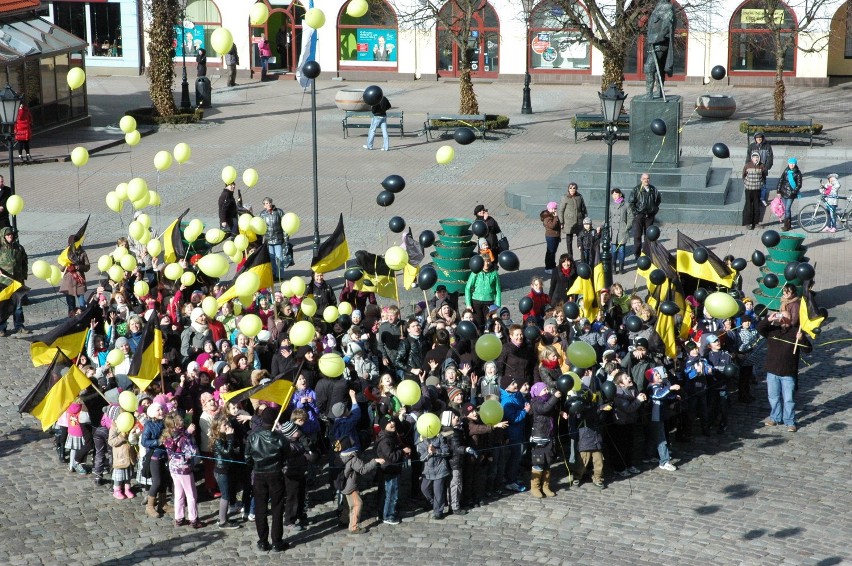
629, 95, 682, 167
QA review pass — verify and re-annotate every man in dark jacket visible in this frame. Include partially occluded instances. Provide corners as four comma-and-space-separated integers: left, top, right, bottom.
497, 325, 534, 386
628, 173, 662, 258
375, 417, 410, 524
260, 197, 290, 281
758, 314, 811, 432
378, 305, 404, 374
0, 226, 28, 335
473, 204, 502, 252
395, 318, 427, 379
306, 271, 336, 313
244, 409, 292, 552
218, 181, 239, 235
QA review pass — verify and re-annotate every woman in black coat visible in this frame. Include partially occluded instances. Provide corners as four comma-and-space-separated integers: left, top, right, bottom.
548, 254, 577, 307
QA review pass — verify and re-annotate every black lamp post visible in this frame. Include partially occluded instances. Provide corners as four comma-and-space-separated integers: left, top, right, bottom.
598, 84, 627, 288
0, 84, 21, 236
301, 60, 322, 256
521, 4, 533, 114
178, 1, 191, 112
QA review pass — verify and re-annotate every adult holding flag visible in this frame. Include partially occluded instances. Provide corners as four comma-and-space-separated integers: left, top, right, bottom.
59, 232, 90, 317
0, 226, 28, 336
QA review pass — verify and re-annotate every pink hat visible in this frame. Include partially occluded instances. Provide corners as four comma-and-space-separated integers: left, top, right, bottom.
547, 201, 558, 210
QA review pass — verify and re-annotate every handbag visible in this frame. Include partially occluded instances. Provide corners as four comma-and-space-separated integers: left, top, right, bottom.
770, 196, 785, 219
497, 234, 510, 252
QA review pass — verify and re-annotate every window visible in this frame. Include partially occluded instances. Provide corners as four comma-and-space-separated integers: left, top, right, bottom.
529, 2, 591, 71
339, 0, 398, 67
176, 0, 222, 58
90, 3, 122, 57
729, 0, 796, 72
52, 2, 86, 41
436, 1, 500, 77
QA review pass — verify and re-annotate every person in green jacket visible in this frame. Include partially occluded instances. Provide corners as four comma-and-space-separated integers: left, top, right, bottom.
465, 257, 501, 329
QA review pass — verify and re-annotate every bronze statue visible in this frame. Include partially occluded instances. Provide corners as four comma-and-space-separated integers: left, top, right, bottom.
645, 0, 675, 99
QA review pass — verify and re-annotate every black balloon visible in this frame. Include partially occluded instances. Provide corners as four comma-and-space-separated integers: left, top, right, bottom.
556, 374, 574, 395
563, 302, 580, 320
471, 220, 488, 237
645, 225, 661, 242
693, 248, 709, 264
694, 287, 709, 303
649, 269, 666, 285
624, 315, 643, 332
498, 250, 520, 271
417, 266, 438, 290
723, 364, 739, 378
381, 174, 406, 194
469, 254, 484, 274
419, 230, 436, 249
711, 65, 726, 80
751, 250, 766, 267
731, 258, 748, 272
660, 301, 680, 316
362, 85, 383, 106
763, 273, 779, 289
761, 230, 781, 248
712, 142, 730, 159
518, 296, 534, 314
650, 118, 667, 136
568, 399, 586, 416
796, 263, 815, 281
754, 303, 768, 317
344, 267, 364, 282
388, 216, 406, 233
453, 127, 476, 146
818, 307, 828, 319
302, 60, 321, 79
376, 190, 395, 207
575, 262, 591, 279
456, 320, 478, 340
600, 380, 616, 402
523, 325, 541, 343
637, 256, 652, 270
784, 261, 800, 282
735, 300, 746, 317
337, 313, 352, 331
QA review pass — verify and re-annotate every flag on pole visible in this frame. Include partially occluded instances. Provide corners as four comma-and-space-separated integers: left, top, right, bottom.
217, 245, 274, 307
566, 254, 604, 321
354, 250, 398, 301
127, 313, 164, 391
675, 231, 735, 287
57, 215, 90, 267
311, 214, 349, 274
296, 0, 317, 89
19, 349, 91, 431
224, 379, 295, 407
799, 280, 825, 339
27, 303, 97, 366
163, 208, 190, 264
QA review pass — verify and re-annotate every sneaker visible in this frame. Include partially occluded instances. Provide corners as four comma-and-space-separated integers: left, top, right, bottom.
256, 540, 272, 551
381, 148, 389, 151
190, 520, 205, 529
175, 518, 189, 527
504, 482, 520, 492
659, 462, 677, 471
764, 419, 778, 427
616, 470, 631, 478
571, 480, 580, 487
828, 227, 837, 233
761, 199, 768, 206
787, 426, 797, 432
15, 327, 31, 336
821, 226, 832, 232
73, 463, 88, 475
363, 145, 372, 150
627, 466, 641, 475
383, 518, 401, 525
247, 513, 256, 522
593, 480, 605, 489
218, 521, 241, 530
544, 269, 552, 275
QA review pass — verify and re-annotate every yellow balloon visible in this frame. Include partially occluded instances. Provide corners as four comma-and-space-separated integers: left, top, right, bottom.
242, 168, 259, 188
232, 301, 243, 315
281, 280, 293, 297
115, 183, 129, 201
318, 353, 345, 378
108, 265, 125, 282
250, 2, 270, 24
32, 260, 51, 280
127, 178, 148, 201
250, 216, 267, 235
164, 263, 184, 281
118, 390, 138, 412
300, 296, 317, 317
230, 252, 243, 264
234, 271, 260, 296
289, 276, 306, 297
338, 301, 353, 315
436, 145, 455, 165
136, 213, 151, 229
48, 265, 62, 286
105, 191, 122, 212
245, 229, 257, 243
118, 115, 136, 133
120, 254, 137, 272
239, 313, 263, 337
132, 192, 150, 210
128, 221, 145, 241
154, 150, 173, 171
184, 218, 204, 243
112, 246, 128, 260
197, 254, 230, 278
6, 195, 23, 215
346, 0, 369, 18
289, 320, 315, 346
133, 280, 150, 298
180, 271, 196, 287
234, 234, 249, 251
238, 213, 253, 233
173, 142, 191, 164
138, 231, 151, 245
125, 130, 141, 146
281, 212, 301, 236
396, 379, 422, 405
107, 348, 125, 367
147, 239, 162, 257
305, 7, 326, 28
222, 240, 237, 257
115, 412, 135, 434
202, 296, 219, 319
67, 67, 86, 90
97, 255, 113, 272
210, 28, 234, 55
70, 146, 89, 167
148, 190, 161, 206
385, 246, 409, 270
205, 228, 226, 244
323, 305, 339, 323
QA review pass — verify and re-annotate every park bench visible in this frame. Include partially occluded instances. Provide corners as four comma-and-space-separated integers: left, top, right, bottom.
341, 110, 404, 138
424, 113, 487, 141
743, 118, 814, 147
572, 114, 631, 143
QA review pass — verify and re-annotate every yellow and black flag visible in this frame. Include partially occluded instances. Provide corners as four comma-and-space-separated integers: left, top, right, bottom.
354, 250, 398, 301
799, 280, 825, 339
675, 231, 735, 288
127, 313, 164, 391
224, 378, 295, 407
19, 349, 91, 431
28, 303, 97, 367
0, 273, 22, 312
57, 215, 90, 267
311, 214, 349, 274
163, 208, 190, 264
566, 254, 604, 321
217, 244, 274, 307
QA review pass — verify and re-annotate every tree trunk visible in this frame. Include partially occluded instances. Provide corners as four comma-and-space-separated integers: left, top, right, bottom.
457, 27, 479, 115
773, 31, 786, 120
147, 0, 179, 117
601, 46, 626, 92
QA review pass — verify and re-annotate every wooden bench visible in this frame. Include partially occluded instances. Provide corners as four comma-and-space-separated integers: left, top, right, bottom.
744, 119, 814, 147
424, 113, 487, 141
573, 114, 631, 143
341, 111, 404, 138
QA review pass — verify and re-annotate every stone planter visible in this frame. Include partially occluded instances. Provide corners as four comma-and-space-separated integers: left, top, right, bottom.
335, 88, 370, 111
695, 94, 737, 119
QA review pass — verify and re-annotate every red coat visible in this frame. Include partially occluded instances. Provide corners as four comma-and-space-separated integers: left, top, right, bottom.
14, 106, 32, 141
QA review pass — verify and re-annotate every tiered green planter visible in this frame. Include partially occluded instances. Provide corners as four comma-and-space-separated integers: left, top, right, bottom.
434, 218, 474, 293
753, 233, 807, 311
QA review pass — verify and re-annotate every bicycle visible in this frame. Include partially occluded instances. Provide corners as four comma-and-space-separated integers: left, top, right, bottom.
798, 195, 850, 233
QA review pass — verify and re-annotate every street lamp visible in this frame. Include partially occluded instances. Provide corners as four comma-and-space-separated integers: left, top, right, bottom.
521, 1, 533, 114
301, 60, 322, 256
0, 84, 21, 235
598, 84, 627, 288
178, 0, 191, 112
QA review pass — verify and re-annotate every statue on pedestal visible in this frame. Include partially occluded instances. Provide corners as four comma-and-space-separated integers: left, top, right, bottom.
645, 0, 675, 99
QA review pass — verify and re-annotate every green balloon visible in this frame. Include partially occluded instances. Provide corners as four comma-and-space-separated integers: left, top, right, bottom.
396, 379, 421, 406
416, 413, 441, 439
567, 341, 597, 369
704, 292, 738, 319
479, 399, 504, 425
475, 334, 503, 362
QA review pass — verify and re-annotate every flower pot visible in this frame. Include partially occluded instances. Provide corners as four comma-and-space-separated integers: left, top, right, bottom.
771, 233, 806, 252
437, 230, 473, 246
435, 269, 470, 293
431, 251, 470, 271
695, 95, 736, 119
438, 218, 473, 236
335, 88, 370, 111
433, 241, 476, 259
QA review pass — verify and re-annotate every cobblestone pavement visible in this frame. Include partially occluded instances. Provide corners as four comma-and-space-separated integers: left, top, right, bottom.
0, 76, 849, 564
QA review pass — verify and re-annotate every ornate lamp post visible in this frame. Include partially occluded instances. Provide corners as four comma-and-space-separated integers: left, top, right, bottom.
301, 60, 322, 256
0, 84, 21, 235
598, 84, 627, 288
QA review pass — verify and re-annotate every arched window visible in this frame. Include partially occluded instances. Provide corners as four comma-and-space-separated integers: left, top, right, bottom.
250, 2, 306, 73
437, 1, 500, 78
624, 1, 688, 80
729, 0, 796, 73
528, 1, 591, 73
338, 0, 398, 68
174, 0, 221, 59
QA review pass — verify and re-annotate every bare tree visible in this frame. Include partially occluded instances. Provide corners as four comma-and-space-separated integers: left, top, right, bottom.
145, 0, 181, 117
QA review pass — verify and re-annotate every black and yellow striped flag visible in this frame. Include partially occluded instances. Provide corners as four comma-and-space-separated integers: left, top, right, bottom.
311, 214, 349, 274
354, 250, 398, 301
127, 313, 164, 391
19, 349, 91, 431
57, 215, 90, 267
223, 378, 295, 407
163, 208, 190, 264
217, 245, 274, 307
799, 280, 825, 339
27, 303, 97, 367
675, 231, 735, 287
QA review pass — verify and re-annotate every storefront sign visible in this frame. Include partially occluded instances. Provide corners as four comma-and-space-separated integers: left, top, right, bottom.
356, 28, 397, 62
173, 24, 205, 57
740, 9, 785, 25
531, 33, 550, 55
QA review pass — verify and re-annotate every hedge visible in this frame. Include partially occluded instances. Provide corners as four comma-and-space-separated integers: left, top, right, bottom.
739, 121, 823, 135
428, 114, 510, 130
125, 107, 204, 125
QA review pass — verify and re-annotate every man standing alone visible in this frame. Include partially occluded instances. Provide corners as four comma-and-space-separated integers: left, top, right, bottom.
628, 173, 661, 258
218, 181, 239, 236
558, 183, 587, 259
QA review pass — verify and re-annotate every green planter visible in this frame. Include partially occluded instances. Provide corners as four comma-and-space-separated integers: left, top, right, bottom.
438, 218, 473, 236
431, 251, 470, 271
434, 241, 476, 259
768, 248, 806, 263
772, 234, 806, 252
437, 230, 473, 246
435, 268, 470, 293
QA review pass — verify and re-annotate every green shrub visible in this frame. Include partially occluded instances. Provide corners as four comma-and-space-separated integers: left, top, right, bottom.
739, 121, 823, 135
428, 114, 509, 131
125, 107, 204, 125
571, 117, 630, 130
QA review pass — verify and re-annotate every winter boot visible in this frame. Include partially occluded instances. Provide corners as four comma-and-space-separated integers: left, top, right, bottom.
783, 218, 791, 231
157, 491, 174, 514
145, 496, 161, 519
124, 484, 135, 499
619, 256, 626, 274
530, 470, 544, 498
541, 470, 556, 497
113, 487, 126, 500
56, 445, 66, 463
26, 154, 31, 162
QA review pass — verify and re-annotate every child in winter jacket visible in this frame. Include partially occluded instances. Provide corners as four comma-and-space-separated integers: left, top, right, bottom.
647, 367, 680, 471
161, 412, 203, 528
108, 406, 138, 500
683, 341, 711, 436
416, 429, 451, 520
339, 450, 385, 533
576, 218, 601, 265
736, 318, 761, 403
375, 417, 410, 524
440, 409, 477, 515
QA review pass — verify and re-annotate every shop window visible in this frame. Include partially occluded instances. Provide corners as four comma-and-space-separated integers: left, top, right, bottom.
52, 2, 86, 41
176, 0, 222, 58
91, 3, 122, 57
339, 0, 398, 66
729, 0, 796, 72
437, 1, 500, 77
529, 2, 591, 71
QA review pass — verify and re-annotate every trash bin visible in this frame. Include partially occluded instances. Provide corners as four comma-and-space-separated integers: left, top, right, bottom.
195, 77, 211, 108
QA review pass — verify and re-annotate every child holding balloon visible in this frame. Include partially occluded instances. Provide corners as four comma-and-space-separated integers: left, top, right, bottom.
108, 408, 138, 500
